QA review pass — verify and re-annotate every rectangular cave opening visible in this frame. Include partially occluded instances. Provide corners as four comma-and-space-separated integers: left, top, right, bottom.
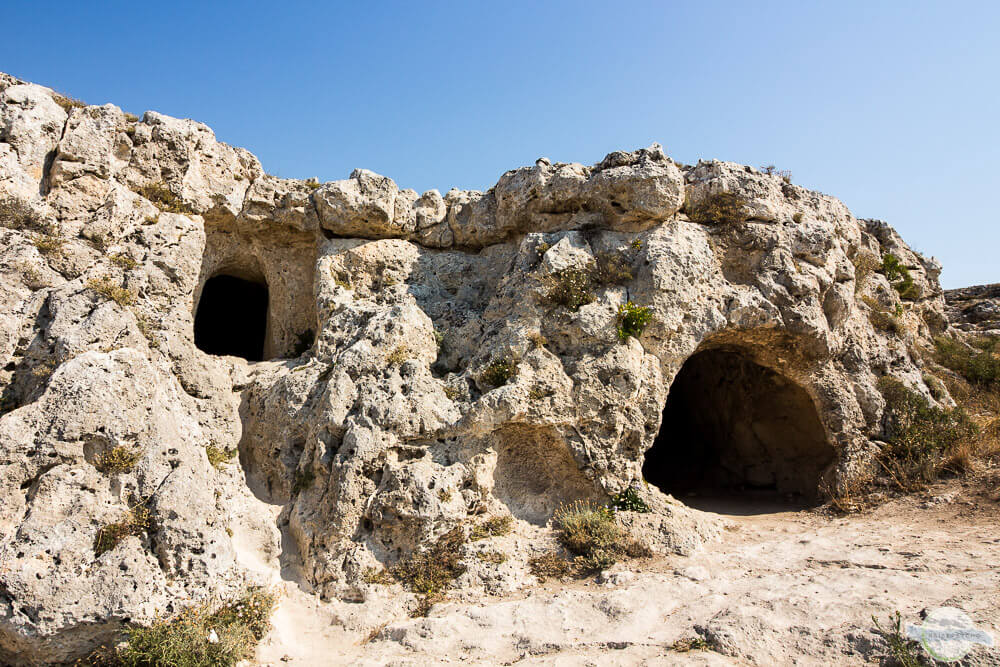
194, 274, 269, 362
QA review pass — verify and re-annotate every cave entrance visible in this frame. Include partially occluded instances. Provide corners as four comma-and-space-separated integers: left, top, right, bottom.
643, 346, 834, 511
194, 274, 269, 361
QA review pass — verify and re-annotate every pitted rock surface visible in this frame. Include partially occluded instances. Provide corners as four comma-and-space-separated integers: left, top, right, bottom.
0, 72, 962, 663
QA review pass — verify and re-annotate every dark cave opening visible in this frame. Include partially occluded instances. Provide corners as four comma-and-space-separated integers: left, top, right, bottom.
643, 347, 834, 508
194, 274, 269, 361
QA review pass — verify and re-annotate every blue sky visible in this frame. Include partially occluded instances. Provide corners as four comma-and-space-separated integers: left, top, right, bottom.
3, 1, 997, 287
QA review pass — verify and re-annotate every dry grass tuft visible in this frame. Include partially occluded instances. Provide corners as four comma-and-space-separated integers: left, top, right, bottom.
528, 552, 572, 581
51, 92, 86, 113
685, 191, 750, 225
553, 501, 650, 573
87, 275, 135, 306
87, 587, 275, 666
469, 515, 513, 541
135, 182, 196, 214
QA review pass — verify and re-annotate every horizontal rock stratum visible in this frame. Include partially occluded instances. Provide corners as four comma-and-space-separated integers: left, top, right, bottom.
0, 72, 952, 663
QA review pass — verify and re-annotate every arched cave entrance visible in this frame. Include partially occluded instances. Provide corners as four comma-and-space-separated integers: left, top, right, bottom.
643, 346, 834, 508
194, 274, 269, 361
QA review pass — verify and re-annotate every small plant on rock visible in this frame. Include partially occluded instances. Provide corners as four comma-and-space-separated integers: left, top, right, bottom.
592, 244, 640, 285
616, 301, 653, 341
363, 567, 393, 586
554, 501, 649, 573
609, 486, 650, 513
95, 446, 142, 474
110, 252, 138, 270
135, 182, 196, 214
862, 296, 904, 336
386, 344, 410, 366
670, 636, 711, 652
0, 196, 46, 231
480, 355, 518, 388
528, 552, 572, 581
470, 515, 513, 541
206, 444, 237, 469
545, 266, 596, 311
33, 233, 65, 257
51, 92, 86, 113
89, 587, 275, 667
391, 527, 467, 616
852, 251, 880, 293
881, 253, 919, 300
87, 275, 135, 306
94, 502, 151, 557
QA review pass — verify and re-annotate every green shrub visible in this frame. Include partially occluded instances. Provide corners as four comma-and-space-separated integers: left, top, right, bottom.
92, 587, 275, 667
616, 301, 653, 341
94, 503, 151, 557
87, 275, 135, 306
391, 527, 467, 616
934, 335, 1000, 389
96, 447, 141, 474
881, 253, 919, 300
553, 501, 649, 573
609, 486, 649, 513
136, 182, 196, 215
470, 515, 513, 541
877, 377, 976, 486
480, 355, 518, 388
206, 444, 237, 469
686, 191, 749, 225
545, 266, 596, 310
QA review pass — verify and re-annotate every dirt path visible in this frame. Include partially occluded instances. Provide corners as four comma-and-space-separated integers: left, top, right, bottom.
255, 481, 1000, 665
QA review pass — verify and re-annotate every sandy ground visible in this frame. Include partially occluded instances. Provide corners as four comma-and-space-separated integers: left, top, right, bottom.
252, 480, 1000, 666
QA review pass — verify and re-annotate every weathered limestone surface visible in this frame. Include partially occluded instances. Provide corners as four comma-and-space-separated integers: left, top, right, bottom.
0, 72, 954, 663
945, 283, 1000, 335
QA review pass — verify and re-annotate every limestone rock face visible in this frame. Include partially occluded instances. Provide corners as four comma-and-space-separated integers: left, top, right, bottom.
0, 72, 954, 663
945, 283, 1000, 335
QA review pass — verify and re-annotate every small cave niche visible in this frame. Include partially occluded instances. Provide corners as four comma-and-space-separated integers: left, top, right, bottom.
643, 346, 834, 507
194, 274, 269, 361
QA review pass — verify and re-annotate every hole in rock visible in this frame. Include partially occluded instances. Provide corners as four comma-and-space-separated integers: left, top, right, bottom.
194, 275, 269, 361
643, 346, 834, 511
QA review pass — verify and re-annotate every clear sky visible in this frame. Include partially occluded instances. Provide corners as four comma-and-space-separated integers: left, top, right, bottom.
3, 1, 997, 287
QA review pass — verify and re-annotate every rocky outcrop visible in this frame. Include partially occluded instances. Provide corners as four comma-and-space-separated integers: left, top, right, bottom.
945, 283, 1000, 335
0, 72, 954, 663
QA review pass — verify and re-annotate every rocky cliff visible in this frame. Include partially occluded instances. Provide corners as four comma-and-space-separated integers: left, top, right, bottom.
0, 72, 953, 663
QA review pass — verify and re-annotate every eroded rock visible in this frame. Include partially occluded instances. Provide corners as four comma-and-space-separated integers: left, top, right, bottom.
0, 71, 960, 663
